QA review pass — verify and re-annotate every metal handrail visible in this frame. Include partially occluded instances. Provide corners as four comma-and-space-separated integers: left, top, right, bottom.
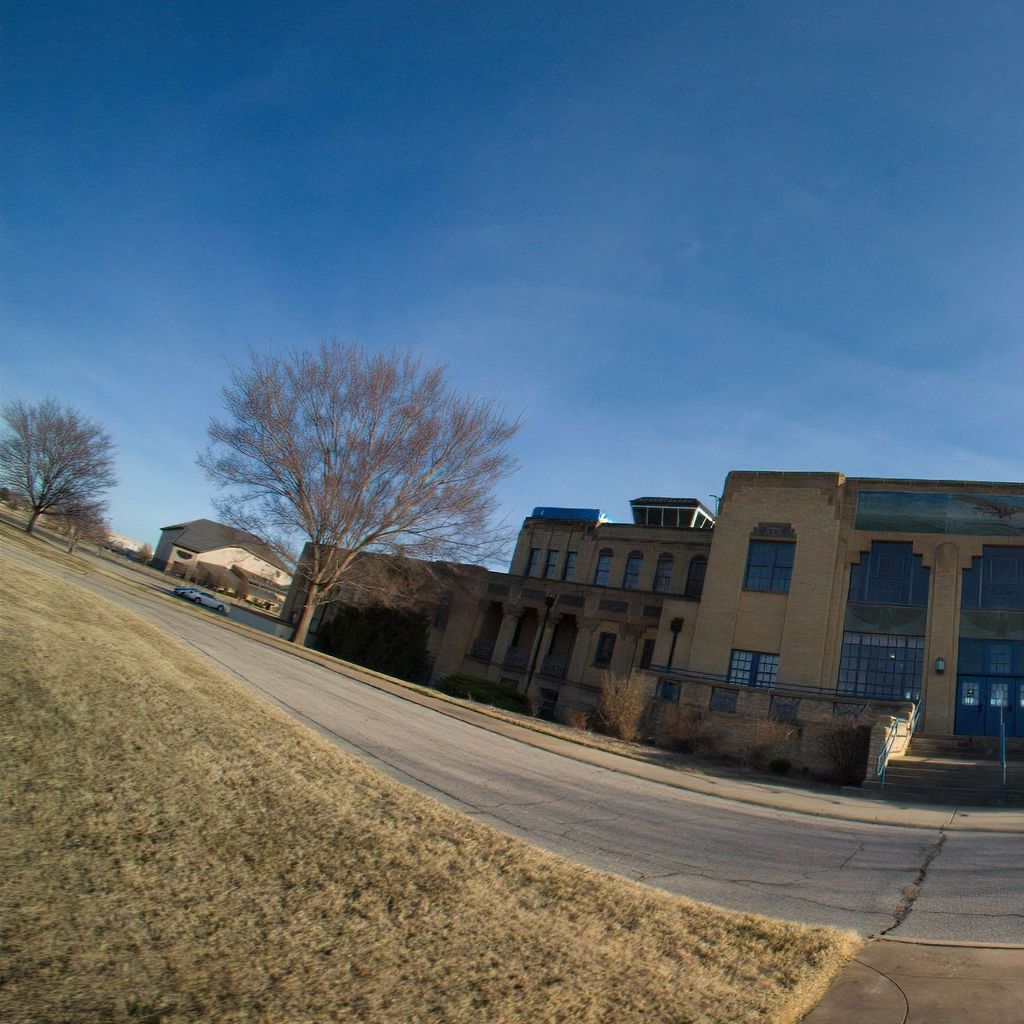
877, 699, 923, 788
650, 662, 920, 705
1000, 706, 1008, 794
876, 718, 902, 787
909, 697, 924, 737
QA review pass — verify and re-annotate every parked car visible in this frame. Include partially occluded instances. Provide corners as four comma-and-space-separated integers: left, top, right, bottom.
173, 587, 229, 614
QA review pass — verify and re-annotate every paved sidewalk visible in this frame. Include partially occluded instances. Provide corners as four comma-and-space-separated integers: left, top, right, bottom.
804, 941, 1024, 1023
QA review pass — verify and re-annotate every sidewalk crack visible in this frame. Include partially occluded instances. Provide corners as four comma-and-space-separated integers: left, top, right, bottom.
880, 830, 947, 935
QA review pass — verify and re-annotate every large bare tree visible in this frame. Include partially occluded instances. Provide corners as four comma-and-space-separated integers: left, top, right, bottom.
199, 342, 520, 644
0, 398, 118, 534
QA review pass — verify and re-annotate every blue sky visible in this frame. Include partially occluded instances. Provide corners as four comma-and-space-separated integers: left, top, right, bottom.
3, 0, 1023, 550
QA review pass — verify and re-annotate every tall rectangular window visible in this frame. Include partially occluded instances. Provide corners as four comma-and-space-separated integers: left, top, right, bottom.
653, 555, 674, 593
743, 541, 794, 593
728, 649, 779, 688
524, 547, 540, 577
594, 632, 616, 666
562, 551, 577, 581
544, 549, 559, 579
639, 637, 656, 669
622, 552, 643, 589
593, 550, 613, 586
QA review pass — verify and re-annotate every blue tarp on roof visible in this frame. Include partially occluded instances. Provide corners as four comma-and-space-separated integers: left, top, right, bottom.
530, 507, 604, 522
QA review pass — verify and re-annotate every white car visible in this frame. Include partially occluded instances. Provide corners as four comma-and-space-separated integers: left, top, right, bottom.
174, 587, 228, 614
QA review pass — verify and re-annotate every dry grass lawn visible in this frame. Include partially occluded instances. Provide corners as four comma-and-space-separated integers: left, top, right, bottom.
0, 558, 858, 1023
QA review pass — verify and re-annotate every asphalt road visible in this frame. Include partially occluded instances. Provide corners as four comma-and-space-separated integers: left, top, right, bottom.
7, 536, 1023, 943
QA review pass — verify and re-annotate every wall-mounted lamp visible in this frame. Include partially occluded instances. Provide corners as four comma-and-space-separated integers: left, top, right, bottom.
934, 657, 946, 675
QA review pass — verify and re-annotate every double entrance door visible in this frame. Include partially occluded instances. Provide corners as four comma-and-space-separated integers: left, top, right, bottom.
955, 676, 1024, 737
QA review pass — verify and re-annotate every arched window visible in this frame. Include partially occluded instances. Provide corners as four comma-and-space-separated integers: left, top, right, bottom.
685, 555, 707, 598
622, 551, 643, 589
593, 549, 613, 586
653, 554, 674, 593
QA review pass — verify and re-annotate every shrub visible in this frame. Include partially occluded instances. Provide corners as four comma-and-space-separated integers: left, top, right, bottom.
768, 757, 792, 775
744, 720, 797, 770
817, 722, 871, 784
670, 709, 719, 757
563, 707, 592, 732
433, 674, 530, 714
596, 673, 649, 743
316, 603, 431, 683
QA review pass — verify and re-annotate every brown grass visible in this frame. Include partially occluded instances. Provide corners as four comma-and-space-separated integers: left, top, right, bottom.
0, 559, 858, 1024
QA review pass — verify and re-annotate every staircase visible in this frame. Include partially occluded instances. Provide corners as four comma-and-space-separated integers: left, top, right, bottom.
863, 733, 1024, 807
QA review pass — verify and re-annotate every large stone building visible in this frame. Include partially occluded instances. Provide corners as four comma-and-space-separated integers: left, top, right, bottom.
442, 498, 716, 718
677, 472, 1024, 739
441, 473, 1024, 758
275, 472, 1021, 789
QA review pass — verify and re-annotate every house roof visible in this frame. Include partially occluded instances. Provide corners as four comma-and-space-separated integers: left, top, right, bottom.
159, 519, 291, 573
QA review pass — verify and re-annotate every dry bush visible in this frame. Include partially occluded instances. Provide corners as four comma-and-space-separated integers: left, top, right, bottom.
671, 707, 720, 757
596, 672, 649, 742
745, 719, 797, 770
563, 706, 592, 732
817, 721, 872, 784
0, 554, 858, 1024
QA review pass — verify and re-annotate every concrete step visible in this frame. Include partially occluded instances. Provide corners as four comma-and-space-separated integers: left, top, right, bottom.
910, 733, 1024, 761
861, 782, 1024, 807
865, 750, 1024, 805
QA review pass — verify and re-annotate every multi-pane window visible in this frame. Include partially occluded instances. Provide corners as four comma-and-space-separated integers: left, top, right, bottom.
710, 687, 738, 713
962, 546, 1024, 611
958, 638, 1024, 676
544, 549, 559, 579
524, 547, 540, 577
594, 632, 616, 666
685, 555, 707, 598
837, 631, 924, 700
657, 678, 680, 701
770, 696, 800, 724
728, 649, 779, 688
743, 542, 794, 593
653, 555, 674, 592
622, 551, 643, 589
848, 542, 929, 607
593, 549, 613, 585
562, 551, 577, 581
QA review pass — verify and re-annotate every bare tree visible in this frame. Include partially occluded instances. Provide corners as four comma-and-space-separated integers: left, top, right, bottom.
137, 543, 154, 564
199, 342, 519, 644
0, 398, 117, 534
48, 502, 111, 555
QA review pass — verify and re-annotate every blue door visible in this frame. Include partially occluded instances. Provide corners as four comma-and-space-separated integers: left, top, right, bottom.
956, 676, 1023, 737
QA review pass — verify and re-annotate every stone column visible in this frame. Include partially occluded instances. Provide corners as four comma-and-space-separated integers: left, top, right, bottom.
923, 541, 961, 734
530, 613, 563, 681
611, 624, 644, 679
489, 605, 522, 682
567, 622, 600, 683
